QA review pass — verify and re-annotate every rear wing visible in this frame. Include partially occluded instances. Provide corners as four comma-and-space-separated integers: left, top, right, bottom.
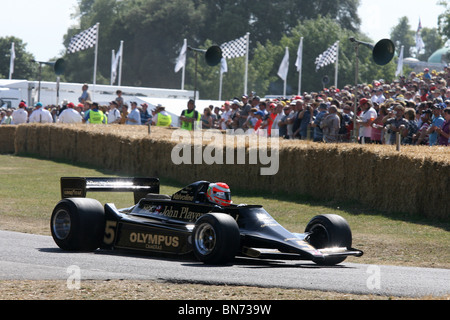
60, 177, 160, 204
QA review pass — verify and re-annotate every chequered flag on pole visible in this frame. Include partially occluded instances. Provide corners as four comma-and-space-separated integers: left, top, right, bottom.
315, 41, 339, 71
67, 24, 98, 54
220, 35, 247, 59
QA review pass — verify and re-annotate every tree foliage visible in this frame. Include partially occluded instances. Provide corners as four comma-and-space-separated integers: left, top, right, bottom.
390, 17, 416, 57
438, 0, 450, 41
60, 0, 363, 94
417, 27, 445, 61
1, 0, 403, 100
0, 37, 36, 80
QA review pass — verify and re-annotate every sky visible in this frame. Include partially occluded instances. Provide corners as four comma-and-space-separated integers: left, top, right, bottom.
0, 0, 446, 62
358, 0, 444, 42
0, 0, 79, 62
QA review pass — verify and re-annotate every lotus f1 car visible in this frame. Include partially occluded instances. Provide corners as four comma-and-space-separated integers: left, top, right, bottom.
51, 177, 363, 265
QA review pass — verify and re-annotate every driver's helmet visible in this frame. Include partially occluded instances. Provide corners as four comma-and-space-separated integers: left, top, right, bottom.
206, 182, 232, 207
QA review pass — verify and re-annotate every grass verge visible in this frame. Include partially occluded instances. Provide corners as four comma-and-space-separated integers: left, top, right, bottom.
0, 154, 449, 300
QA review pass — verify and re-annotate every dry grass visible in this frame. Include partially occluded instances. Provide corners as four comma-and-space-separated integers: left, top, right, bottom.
2, 280, 448, 300
7, 124, 449, 219
1, 125, 449, 300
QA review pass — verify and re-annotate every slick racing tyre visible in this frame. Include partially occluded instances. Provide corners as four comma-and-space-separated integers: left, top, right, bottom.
193, 213, 240, 265
305, 214, 352, 266
51, 198, 105, 251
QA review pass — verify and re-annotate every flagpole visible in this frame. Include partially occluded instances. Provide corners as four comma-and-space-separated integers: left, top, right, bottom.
396, 45, 404, 77
283, 47, 287, 96
219, 57, 227, 100
181, 39, 186, 90
297, 37, 303, 96
92, 22, 100, 100
111, 49, 115, 85
219, 69, 223, 101
244, 32, 250, 96
118, 40, 124, 86
9, 42, 15, 80
335, 41, 339, 88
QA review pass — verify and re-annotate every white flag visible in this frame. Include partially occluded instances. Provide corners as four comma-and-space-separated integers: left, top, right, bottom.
278, 47, 289, 81
111, 41, 123, 84
415, 19, 425, 53
295, 38, 303, 72
9, 42, 15, 79
395, 45, 404, 77
220, 57, 228, 74
67, 24, 98, 54
175, 39, 187, 73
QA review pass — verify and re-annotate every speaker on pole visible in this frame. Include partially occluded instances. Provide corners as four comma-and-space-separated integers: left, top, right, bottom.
348, 38, 395, 142
349, 38, 395, 66
32, 58, 66, 102
187, 45, 223, 100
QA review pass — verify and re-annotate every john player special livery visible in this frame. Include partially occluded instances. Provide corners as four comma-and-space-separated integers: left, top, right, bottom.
51, 177, 363, 265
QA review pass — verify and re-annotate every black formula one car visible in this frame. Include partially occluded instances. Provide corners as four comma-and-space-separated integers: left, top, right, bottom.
51, 177, 363, 266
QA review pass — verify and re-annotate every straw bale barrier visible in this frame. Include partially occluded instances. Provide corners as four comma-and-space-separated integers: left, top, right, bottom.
2, 124, 449, 219
0, 125, 16, 154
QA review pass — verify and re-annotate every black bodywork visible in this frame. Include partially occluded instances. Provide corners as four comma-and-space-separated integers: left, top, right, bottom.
57, 177, 363, 265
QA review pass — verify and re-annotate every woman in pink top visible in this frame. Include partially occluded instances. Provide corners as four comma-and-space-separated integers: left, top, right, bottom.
371, 105, 388, 144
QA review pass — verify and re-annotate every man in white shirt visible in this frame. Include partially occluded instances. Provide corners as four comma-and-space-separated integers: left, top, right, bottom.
29, 102, 53, 123
58, 102, 82, 124
11, 102, 29, 124
219, 101, 231, 130
371, 88, 386, 105
357, 98, 377, 144
107, 101, 121, 124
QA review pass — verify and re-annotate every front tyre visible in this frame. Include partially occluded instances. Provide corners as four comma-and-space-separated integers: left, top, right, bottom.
305, 214, 352, 266
51, 198, 105, 251
193, 213, 240, 265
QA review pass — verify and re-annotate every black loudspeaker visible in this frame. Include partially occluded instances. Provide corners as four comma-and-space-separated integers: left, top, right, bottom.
349, 38, 395, 66
204, 46, 223, 66
53, 59, 65, 75
372, 39, 395, 66
188, 45, 223, 67
37, 58, 65, 75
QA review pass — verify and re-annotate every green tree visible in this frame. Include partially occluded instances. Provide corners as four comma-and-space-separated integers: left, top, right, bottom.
0, 37, 36, 80
259, 16, 396, 95
438, 0, 450, 41
191, 16, 397, 99
63, 0, 126, 84
61, 0, 362, 90
417, 27, 445, 61
390, 17, 415, 57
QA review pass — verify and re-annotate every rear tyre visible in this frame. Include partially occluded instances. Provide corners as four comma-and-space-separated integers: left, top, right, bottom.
50, 198, 105, 251
305, 214, 352, 266
193, 213, 240, 265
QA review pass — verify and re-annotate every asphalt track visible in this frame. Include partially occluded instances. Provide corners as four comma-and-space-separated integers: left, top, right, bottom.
1, 230, 449, 298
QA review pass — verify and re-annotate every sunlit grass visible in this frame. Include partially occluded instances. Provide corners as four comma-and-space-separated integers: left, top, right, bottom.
0, 154, 448, 268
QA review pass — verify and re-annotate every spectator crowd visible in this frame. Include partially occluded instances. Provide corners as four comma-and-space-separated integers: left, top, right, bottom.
2, 68, 450, 147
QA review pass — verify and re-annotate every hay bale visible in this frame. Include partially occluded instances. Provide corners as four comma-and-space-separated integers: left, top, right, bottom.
9, 124, 449, 219
0, 126, 17, 154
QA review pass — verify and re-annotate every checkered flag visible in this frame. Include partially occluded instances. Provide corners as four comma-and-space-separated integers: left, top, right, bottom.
220, 35, 247, 59
315, 41, 339, 71
67, 24, 98, 54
